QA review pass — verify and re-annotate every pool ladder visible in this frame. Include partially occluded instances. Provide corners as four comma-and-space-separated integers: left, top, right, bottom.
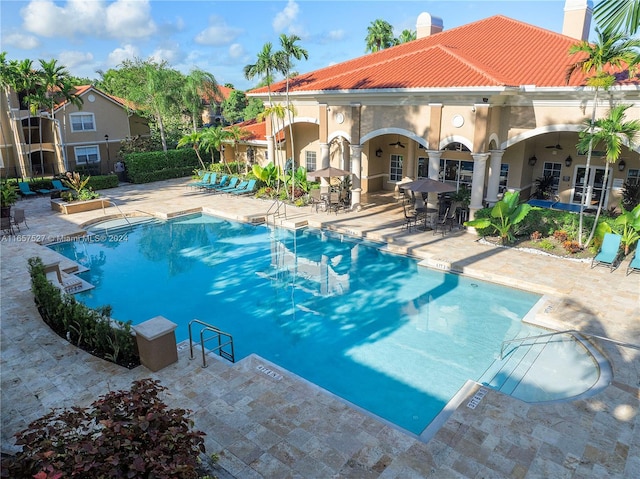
188, 319, 235, 367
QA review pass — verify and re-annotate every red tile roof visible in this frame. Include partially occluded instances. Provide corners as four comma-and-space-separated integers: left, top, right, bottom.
250, 15, 637, 94
203, 84, 234, 104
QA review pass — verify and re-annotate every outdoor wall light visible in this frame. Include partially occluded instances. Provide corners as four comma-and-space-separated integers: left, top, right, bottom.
618, 159, 626, 171
375, 148, 383, 157
565, 156, 572, 167
528, 156, 537, 166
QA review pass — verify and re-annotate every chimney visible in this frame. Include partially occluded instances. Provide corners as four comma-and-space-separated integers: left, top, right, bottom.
562, 0, 593, 40
416, 12, 443, 39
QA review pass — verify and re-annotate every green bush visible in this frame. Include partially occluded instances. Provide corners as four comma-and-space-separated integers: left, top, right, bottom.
2, 378, 206, 479
28, 257, 139, 368
86, 174, 119, 190
124, 149, 200, 184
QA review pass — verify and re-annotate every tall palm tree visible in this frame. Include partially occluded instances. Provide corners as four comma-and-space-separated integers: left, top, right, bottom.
594, 0, 640, 35
14, 59, 41, 177
565, 29, 640, 247
182, 68, 219, 132
365, 19, 396, 53
396, 29, 416, 44
577, 104, 640, 246
258, 103, 291, 194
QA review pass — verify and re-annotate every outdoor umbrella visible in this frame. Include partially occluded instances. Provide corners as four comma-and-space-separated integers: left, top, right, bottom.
307, 166, 351, 178
400, 178, 456, 194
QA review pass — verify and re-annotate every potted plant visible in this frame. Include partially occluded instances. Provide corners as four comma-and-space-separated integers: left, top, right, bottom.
1, 182, 19, 218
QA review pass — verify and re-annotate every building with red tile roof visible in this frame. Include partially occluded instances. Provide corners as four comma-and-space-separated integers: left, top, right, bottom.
247, 2, 639, 213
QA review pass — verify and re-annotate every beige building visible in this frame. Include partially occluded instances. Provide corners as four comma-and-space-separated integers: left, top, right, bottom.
1, 85, 149, 178
247, 0, 640, 215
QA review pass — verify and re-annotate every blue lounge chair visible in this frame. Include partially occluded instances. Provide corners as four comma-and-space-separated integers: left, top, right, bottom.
591, 233, 621, 272
230, 179, 257, 195
188, 172, 212, 189
219, 179, 247, 194
51, 179, 70, 191
17, 182, 36, 198
204, 175, 230, 191
627, 250, 640, 276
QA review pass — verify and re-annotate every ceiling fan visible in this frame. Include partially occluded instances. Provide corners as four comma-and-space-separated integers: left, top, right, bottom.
545, 134, 562, 150
389, 137, 405, 148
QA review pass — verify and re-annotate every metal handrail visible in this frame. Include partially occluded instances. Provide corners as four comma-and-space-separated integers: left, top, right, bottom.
500, 329, 640, 359
266, 198, 286, 223
101, 199, 132, 228
188, 319, 235, 367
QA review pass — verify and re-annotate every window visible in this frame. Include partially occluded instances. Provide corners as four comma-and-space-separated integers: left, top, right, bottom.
439, 159, 474, 191
70, 113, 95, 132
542, 162, 562, 193
75, 146, 100, 165
499, 164, 509, 193
627, 169, 640, 185
305, 151, 317, 172
417, 157, 428, 178
390, 154, 403, 182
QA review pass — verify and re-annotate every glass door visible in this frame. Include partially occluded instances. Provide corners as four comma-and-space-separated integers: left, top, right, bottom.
571, 166, 609, 207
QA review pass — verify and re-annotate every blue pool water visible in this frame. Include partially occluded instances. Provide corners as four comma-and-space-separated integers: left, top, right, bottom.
50, 214, 548, 435
527, 199, 583, 212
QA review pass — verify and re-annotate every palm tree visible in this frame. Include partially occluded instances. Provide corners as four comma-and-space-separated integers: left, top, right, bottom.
258, 103, 291, 194
278, 34, 308, 201
225, 124, 250, 173
200, 126, 232, 173
565, 29, 640, 247
396, 29, 416, 44
182, 68, 219, 132
577, 104, 640, 246
177, 131, 206, 170
365, 19, 396, 53
594, 0, 640, 35
244, 42, 281, 108
14, 59, 41, 177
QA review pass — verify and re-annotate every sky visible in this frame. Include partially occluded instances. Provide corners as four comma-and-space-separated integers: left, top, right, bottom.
0, 0, 597, 91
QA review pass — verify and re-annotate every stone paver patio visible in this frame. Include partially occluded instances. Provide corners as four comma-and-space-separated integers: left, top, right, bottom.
1, 178, 638, 478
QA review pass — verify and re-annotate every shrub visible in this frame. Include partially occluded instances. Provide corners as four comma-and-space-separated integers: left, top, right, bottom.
538, 238, 556, 251
28, 257, 139, 368
2, 378, 206, 479
530, 231, 542, 242
553, 230, 568, 242
86, 174, 119, 190
124, 149, 200, 184
563, 240, 581, 253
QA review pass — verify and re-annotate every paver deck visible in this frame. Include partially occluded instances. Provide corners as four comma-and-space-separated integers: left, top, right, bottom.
1, 178, 639, 478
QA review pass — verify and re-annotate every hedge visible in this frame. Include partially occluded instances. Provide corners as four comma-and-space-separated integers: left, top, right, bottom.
124, 149, 200, 184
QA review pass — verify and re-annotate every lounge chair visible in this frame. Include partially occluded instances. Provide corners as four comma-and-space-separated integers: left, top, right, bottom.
188, 172, 212, 189
51, 179, 70, 191
204, 175, 231, 191
44, 262, 83, 294
591, 233, 621, 272
11, 208, 28, 231
210, 177, 240, 193
231, 179, 257, 195
627, 250, 640, 276
17, 181, 36, 198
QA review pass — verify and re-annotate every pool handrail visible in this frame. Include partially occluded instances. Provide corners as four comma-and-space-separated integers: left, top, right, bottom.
188, 319, 235, 367
500, 329, 639, 360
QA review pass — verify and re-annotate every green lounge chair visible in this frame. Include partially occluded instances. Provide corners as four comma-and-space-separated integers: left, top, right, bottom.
51, 179, 70, 191
591, 233, 621, 272
230, 179, 257, 195
627, 250, 640, 276
17, 182, 36, 197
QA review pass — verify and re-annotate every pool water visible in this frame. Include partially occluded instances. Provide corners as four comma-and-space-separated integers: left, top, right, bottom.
50, 214, 583, 435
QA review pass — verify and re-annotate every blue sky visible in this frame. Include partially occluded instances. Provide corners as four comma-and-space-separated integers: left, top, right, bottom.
1, 1, 596, 90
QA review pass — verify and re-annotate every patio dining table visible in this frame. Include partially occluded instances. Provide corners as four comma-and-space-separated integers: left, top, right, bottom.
414, 207, 438, 230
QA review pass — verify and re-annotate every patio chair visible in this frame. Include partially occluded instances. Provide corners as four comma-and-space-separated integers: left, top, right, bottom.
626, 249, 640, 276
17, 181, 36, 198
309, 189, 325, 212
231, 179, 257, 195
51, 179, 70, 191
433, 208, 451, 236
11, 208, 28, 231
209, 176, 239, 193
205, 175, 229, 191
591, 233, 621, 272
1, 216, 15, 235
188, 172, 212, 189
403, 204, 418, 231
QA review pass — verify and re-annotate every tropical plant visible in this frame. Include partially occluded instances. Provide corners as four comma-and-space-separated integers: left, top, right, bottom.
533, 175, 556, 199
577, 104, 640, 246
594, 0, 640, 35
222, 89, 248, 123
177, 131, 206, 170
565, 29, 640, 247
396, 29, 417, 44
182, 67, 219, 132
0, 181, 19, 208
365, 19, 396, 52
200, 125, 232, 173
464, 191, 532, 244
621, 179, 640, 211
252, 162, 278, 188
614, 203, 640, 254
225, 124, 251, 173
2, 378, 205, 479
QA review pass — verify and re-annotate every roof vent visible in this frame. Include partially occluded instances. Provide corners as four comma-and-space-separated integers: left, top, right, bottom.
562, 0, 593, 40
416, 12, 443, 39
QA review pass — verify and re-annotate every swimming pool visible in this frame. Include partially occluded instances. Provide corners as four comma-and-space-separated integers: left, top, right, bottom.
49, 214, 600, 435
527, 199, 583, 212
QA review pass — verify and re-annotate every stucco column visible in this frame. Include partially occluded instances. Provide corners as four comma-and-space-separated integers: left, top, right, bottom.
267, 135, 275, 168
469, 153, 489, 218
426, 150, 443, 209
350, 144, 362, 210
320, 142, 330, 192
485, 149, 504, 206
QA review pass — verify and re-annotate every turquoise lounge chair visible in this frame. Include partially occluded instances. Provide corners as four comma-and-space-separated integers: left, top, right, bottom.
204, 175, 230, 191
51, 179, 70, 191
627, 250, 640, 276
230, 179, 257, 195
188, 172, 212, 189
591, 233, 621, 272
220, 179, 247, 194
17, 182, 36, 197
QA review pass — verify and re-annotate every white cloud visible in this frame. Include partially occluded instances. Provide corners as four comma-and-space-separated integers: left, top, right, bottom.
2, 32, 40, 49
273, 0, 299, 32
328, 30, 345, 41
228, 43, 244, 59
194, 15, 242, 46
149, 46, 180, 65
58, 50, 94, 70
105, 0, 157, 39
107, 44, 140, 68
